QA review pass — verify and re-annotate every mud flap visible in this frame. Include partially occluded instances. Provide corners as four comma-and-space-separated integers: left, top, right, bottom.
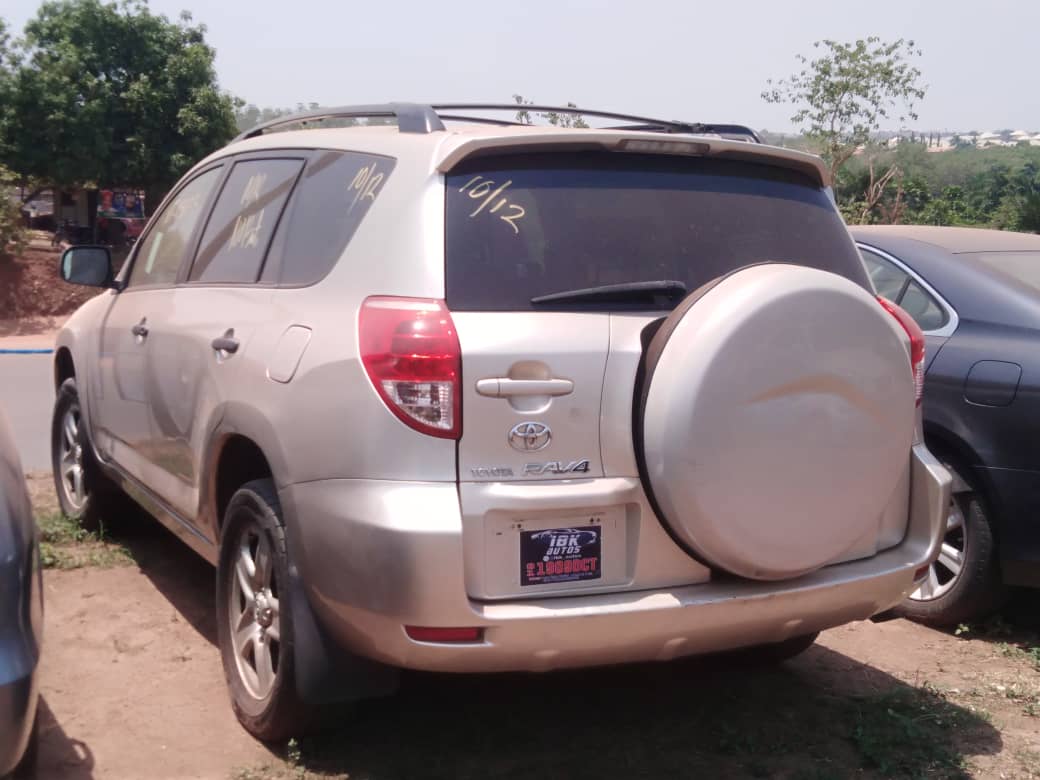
869, 609, 901, 623
288, 563, 399, 704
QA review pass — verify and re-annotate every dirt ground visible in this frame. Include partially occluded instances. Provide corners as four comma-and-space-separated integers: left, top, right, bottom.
0, 236, 97, 333
27, 473, 1040, 780
0, 234, 134, 336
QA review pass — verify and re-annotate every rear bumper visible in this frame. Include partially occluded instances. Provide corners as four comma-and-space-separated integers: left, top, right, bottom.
283, 443, 949, 673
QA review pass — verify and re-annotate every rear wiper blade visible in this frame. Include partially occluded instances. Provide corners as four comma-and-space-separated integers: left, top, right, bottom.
531, 280, 687, 305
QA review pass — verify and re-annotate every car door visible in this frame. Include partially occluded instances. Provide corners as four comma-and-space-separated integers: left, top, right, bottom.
859, 244, 958, 370
93, 166, 225, 483
143, 155, 306, 528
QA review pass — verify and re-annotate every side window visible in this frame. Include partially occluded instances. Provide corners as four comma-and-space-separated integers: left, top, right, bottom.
861, 248, 948, 331
128, 167, 222, 288
269, 151, 396, 286
900, 281, 947, 331
860, 248, 909, 301
189, 158, 304, 284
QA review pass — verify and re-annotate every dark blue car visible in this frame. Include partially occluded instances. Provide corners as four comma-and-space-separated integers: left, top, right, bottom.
0, 408, 41, 778
852, 225, 1040, 625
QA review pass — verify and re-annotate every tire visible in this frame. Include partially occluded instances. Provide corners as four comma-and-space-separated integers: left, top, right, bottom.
216, 479, 313, 742
51, 377, 122, 531
11, 708, 38, 779
636, 264, 915, 581
894, 477, 1008, 627
729, 632, 819, 665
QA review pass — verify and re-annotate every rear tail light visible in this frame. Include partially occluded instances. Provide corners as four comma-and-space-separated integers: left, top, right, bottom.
877, 296, 926, 406
359, 297, 461, 438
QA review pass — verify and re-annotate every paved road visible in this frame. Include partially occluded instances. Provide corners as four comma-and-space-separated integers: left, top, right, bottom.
0, 354, 54, 471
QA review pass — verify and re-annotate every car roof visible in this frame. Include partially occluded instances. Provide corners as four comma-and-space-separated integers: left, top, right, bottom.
852, 225, 1040, 253
194, 121, 831, 188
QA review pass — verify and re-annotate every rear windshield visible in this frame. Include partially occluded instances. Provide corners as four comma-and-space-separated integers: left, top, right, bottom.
972, 252, 1040, 293
445, 152, 868, 310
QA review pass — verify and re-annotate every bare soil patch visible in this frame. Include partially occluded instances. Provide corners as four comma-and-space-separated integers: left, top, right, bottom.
0, 236, 97, 334
28, 480, 1040, 779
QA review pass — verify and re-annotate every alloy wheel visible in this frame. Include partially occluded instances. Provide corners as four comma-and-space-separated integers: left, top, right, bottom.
909, 494, 966, 601
58, 406, 88, 511
228, 524, 281, 700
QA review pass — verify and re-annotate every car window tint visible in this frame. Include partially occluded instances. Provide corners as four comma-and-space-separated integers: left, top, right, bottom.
190, 158, 304, 284
272, 151, 396, 286
900, 281, 947, 331
860, 249, 909, 301
129, 168, 221, 288
445, 153, 869, 311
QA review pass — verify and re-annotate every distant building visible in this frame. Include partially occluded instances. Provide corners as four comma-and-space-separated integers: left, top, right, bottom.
976, 131, 1003, 148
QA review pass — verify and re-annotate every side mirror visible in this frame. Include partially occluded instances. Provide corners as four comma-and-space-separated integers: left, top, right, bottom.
59, 245, 115, 288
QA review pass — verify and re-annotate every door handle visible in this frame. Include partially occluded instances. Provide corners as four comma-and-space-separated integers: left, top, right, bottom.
475, 377, 574, 398
211, 329, 240, 354
131, 319, 148, 338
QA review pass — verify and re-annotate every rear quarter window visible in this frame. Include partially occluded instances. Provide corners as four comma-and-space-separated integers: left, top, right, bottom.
267, 150, 397, 286
445, 152, 868, 311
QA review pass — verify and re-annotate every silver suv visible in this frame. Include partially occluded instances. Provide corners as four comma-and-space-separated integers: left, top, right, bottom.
53, 103, 950, 740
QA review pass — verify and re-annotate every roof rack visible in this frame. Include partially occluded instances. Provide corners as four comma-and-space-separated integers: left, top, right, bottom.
233, 103, 446, 142
233, 102, 761, 144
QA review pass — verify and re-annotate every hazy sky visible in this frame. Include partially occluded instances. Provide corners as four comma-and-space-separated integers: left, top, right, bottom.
5, 0, 1039, 132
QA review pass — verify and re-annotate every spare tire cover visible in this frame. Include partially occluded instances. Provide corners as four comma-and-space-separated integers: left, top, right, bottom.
639, 264, 915, 581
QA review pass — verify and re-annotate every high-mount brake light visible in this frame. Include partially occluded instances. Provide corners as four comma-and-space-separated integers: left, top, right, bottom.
359, 297, 462, 439
877, 296, 926, 407
617, 139, 710, 156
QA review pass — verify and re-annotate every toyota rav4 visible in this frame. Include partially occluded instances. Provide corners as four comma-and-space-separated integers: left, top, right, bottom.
52, 103, 950, 740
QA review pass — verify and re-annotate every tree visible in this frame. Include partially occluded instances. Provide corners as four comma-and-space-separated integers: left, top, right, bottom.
0, 20, 26, 257
0, 164, 27, 258
0, 18, 13, 161
762, 38, 926, 184
1, 0, 238, 211
513, 94, 589, 128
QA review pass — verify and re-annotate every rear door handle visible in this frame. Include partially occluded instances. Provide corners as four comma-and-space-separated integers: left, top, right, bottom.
211, 329, 240, 354
475, 378, 574, 398
131, 319, 148, 338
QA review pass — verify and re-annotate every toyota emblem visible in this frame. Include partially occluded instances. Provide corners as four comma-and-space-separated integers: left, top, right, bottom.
508, 422, 552, 452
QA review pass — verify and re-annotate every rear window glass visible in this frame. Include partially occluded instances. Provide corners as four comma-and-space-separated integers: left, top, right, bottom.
445, 153, 868, 310
972, 252, 1040, 293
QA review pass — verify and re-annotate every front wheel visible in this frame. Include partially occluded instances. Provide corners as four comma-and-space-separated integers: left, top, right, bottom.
894, 469, 1007, 627
51, 377, 120, 530
216, 479, 314, 742
11, 707, 39, 779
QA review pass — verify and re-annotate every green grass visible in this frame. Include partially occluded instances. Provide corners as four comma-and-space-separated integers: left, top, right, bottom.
37, 510, 133, 569
850, 687, 974, 777
998, 641, 1040, 672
